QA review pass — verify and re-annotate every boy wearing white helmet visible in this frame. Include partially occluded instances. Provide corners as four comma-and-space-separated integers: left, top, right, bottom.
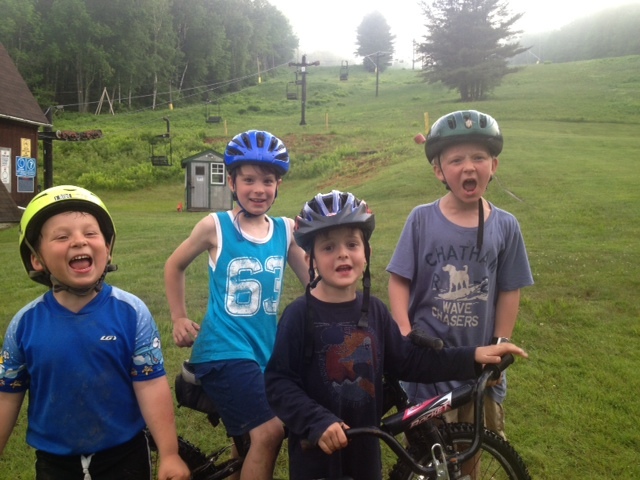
0, 185, 189, 480
164, 130, 308, 480
387, 110, 534, 439
265, 190, 528, 480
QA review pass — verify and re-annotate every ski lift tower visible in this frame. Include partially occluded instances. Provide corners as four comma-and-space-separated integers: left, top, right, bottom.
288, 55, 319, 126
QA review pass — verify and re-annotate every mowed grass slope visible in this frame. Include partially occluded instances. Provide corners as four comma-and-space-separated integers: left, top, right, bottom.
1, 56, 640, 479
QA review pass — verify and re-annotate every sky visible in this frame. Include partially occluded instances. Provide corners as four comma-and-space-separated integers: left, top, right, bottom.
268, 0, 640, 64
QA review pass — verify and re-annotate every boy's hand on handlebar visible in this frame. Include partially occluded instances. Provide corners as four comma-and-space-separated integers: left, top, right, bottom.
318, 421, 349, 455
172, 317, 200, 347
158, 452, 191, 480
475, 343, 528, 365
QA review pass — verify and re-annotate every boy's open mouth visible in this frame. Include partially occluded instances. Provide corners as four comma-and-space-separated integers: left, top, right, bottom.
463, 179, 477, 192
69, 255, 93, 270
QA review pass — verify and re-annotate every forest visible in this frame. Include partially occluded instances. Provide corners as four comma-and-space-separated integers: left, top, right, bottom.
0, 0, 298, 112
2, 0, 639, 112
513, 3, 640, 64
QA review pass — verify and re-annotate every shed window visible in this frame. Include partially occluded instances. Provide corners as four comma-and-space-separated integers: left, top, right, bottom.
210, 163, 225, 185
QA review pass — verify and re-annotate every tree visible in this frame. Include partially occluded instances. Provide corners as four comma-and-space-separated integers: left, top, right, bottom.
417, 0, 527, 101
355, 12, 395, 73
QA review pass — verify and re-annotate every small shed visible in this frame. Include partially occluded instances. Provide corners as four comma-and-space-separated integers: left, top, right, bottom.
181, 149, 233, 212
0, 43, 51, 217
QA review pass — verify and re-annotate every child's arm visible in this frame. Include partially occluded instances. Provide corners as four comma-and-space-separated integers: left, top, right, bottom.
285, 218, 311, 286
164, 215, 217, 347
0, 391, 25, 456
388, 272, 412, 335
134, 377, 190, 480
493, 289, 521, 340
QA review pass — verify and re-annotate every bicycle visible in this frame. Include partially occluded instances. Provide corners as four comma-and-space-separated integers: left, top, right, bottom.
147, 361, 249, 479
150, 330, 530, 480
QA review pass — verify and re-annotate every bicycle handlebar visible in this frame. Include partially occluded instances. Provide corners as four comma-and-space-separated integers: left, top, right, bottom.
407, 328, 444, 351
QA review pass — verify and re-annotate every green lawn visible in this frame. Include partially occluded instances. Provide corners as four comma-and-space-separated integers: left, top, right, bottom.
1, 57, 640, 478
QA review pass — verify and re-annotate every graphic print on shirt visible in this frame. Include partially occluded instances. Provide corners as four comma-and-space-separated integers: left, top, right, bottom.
430, 245, 494, 329
319, 325, 377, 407
225, 255, 284, 316
133, 335, 163, 375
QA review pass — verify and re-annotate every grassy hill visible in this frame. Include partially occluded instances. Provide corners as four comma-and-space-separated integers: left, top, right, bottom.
1, 56, 640, 478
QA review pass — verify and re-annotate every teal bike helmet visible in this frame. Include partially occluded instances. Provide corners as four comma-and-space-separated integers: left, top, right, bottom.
425, 110, 503, 164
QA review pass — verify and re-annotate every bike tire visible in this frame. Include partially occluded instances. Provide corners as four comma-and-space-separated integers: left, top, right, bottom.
389, 422, 531, 480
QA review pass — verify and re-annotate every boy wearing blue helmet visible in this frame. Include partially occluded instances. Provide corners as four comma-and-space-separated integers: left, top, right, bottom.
387, 111, 534, 439
165, 130, 308, 479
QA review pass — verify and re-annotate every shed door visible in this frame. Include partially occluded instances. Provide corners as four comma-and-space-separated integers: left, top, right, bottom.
190, 163, 208, 209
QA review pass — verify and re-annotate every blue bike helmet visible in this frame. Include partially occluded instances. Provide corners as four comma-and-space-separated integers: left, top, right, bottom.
425, 110, 503, 164
224, 130, 290, 176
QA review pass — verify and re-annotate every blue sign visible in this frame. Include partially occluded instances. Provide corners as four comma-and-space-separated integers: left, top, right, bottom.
16, 156, 37, 177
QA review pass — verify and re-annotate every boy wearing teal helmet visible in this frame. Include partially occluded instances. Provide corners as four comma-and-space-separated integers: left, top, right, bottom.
164, 130, 308, 480
0, 185, 189, 480
387, 111, 534, 439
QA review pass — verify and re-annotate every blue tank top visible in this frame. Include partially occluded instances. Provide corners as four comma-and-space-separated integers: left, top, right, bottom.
190, 211, 291, 369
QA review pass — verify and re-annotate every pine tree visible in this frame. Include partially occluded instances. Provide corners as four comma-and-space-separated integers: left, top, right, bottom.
417, 0, 527, 100
355, 12, 395, 73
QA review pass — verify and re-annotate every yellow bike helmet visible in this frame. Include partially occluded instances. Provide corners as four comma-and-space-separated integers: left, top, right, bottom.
19, 185, 116, 290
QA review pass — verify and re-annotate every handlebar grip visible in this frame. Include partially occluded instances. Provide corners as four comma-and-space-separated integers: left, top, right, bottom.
488, 353, 515, 381
408, 329, 444, 351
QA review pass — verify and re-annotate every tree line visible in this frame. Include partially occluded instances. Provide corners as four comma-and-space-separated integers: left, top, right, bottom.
513, 4, 640, 65
0, 0, 297, 112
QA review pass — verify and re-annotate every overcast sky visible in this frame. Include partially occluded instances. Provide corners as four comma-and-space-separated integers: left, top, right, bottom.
268, 0, 640, 62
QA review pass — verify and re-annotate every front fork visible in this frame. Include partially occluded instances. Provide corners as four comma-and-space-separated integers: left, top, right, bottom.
405, 420, 468, 480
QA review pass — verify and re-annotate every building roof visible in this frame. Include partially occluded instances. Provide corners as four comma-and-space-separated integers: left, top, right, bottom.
180, 149, 224, 168
0, 43, 51, 127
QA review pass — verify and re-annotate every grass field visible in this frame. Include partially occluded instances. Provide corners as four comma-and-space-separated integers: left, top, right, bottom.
1, 56, 640, 478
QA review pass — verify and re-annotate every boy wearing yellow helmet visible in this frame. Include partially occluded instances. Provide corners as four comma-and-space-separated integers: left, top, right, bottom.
0, 186, 189, 480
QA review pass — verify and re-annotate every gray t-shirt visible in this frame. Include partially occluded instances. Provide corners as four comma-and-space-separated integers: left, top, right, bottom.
386, 199, 533, 403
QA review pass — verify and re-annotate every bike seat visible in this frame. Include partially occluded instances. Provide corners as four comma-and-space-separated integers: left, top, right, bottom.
175, 361, 220, 420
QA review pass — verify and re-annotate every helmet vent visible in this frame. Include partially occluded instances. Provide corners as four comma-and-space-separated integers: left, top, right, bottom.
240, 132, 252, 149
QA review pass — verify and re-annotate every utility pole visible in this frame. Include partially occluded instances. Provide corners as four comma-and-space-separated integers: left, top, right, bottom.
288, 55, 319, 126
364, 51, 390, 97
376, 52, 380, 97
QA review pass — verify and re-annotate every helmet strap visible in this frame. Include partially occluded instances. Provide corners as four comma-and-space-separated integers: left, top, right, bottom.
477, 198, 484, 251
307, 250, 322, 289
357, 241, 371, 329
50, 264, 117, 296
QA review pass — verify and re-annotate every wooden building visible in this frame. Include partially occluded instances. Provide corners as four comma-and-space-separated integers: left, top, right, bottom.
181, 149, 233, 212
0, 43, 51, 220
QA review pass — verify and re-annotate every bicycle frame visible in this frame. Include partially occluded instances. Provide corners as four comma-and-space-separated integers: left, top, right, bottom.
345, 354, 515, 478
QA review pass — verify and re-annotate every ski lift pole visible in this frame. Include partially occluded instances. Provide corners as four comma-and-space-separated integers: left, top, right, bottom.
289, 55, 319, 126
